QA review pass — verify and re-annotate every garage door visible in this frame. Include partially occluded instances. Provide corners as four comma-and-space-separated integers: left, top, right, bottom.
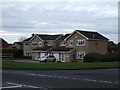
40, 53, 45, 58
53, 53, 59, 61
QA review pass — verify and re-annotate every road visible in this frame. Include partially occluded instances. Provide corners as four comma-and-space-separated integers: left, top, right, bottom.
2, 69, 119, 89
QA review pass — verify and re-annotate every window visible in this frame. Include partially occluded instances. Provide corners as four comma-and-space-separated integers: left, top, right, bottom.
68, 40, 73, 46
24, 43, 29, 46
24, 51, 30, 56
24, 51, 27, 56
38, 42, 42, 47
76, 40, 85, 46
48, 41, 53, 46
76, 51, 85, 59
32, 42, 37, 46
61, 41, 66, 46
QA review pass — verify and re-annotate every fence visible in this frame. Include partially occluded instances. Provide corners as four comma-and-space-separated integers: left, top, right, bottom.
0, 54, 14, 62
0, 54, 13, 59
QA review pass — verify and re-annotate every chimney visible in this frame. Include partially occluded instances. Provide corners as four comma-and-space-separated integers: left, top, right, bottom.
32, 33, 34, 36
93, 34, 95, 38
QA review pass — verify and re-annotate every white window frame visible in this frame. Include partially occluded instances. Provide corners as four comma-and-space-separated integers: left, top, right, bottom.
32, 42, 38, 47
68, 40, 73, 46
60, 41, 66, 46
76, 51, 85, 59
24, 51, 27, 56
47, 41, 53, 46
76, 39, 85, 46
38, 42, 42, 47
24, 43, 29, 47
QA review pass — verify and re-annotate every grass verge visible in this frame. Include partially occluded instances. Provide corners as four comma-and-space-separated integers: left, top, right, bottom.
2, 62, 120, 70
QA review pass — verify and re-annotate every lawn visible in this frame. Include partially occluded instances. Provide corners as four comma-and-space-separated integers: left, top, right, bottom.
2, 62, 120, 70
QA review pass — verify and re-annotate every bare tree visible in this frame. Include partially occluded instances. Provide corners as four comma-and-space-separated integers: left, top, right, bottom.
19, 37, 27, 42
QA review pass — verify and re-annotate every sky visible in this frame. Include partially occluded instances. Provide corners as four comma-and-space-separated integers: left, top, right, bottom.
0, 1, 118, 44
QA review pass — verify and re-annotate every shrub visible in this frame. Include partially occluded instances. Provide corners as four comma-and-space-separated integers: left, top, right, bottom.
101, 52, 120, 62
84, 53, 103, 62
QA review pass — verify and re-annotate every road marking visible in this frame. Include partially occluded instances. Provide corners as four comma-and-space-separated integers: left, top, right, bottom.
28, 74, 36, 76
3, 82, 48, 89
48, 75, 53, 77
37, 74, 46, 77
28, 73, 119, 84
4, 71, 119, 85
2, 82, 22, 88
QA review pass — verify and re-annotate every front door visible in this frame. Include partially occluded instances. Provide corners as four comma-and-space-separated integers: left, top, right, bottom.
61, 53, 65, 62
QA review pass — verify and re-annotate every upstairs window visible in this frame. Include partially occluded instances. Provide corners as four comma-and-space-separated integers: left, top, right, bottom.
38, 42, 42, 47
60, 41, 66, 46
48, 41, 53, 46
32, 42, 37, 46
76, 40, 85, 46
24, 43, 29, 46
68, 40, 73, 46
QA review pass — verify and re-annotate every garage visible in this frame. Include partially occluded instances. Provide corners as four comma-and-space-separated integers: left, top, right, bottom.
40, 53, 45, 58
53, 53, 59, 61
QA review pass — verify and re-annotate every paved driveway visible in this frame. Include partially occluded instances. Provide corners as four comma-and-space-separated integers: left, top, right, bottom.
2, 59, 39, 63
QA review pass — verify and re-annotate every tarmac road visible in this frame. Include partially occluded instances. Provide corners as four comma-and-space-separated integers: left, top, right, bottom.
2, 69, 120, 89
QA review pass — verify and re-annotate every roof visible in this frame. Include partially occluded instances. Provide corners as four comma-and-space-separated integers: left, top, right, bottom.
36, 34, 62, 40
58, 34, 71, 40
0, 38, 8, 44
23, 37, 32, 42
50, 46, 74, 52
32, 46, 53, 51
76, 30, 109, 40
14, 42, 23, 45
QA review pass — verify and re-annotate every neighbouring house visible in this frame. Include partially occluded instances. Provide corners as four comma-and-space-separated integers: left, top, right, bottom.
23, 30, 109, 62
9, 42, 23, 49
0, 38, 8, 48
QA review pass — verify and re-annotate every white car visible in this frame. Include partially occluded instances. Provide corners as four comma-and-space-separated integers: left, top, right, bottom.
39, 55, 56, 62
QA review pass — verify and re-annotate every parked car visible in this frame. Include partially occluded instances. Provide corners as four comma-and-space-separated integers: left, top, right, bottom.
39, 55, 56, 62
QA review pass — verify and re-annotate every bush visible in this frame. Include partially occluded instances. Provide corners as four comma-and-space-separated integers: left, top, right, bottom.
84, 53, 103, 62
84, 52, 120, 62
2, 48, 23, 58
101, 52, 120, 62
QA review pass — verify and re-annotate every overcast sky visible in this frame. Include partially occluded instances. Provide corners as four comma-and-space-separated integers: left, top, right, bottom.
0, 1, 118, 43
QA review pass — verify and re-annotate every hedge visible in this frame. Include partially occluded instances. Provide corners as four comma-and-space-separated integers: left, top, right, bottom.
2, 48, 23, 58
84, 52, 120, 62
84, 53, 103, 62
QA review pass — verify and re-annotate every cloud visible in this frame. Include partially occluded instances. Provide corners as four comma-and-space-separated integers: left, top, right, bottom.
0, 2, 118, 43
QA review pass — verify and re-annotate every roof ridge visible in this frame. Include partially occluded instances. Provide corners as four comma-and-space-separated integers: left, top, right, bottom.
76, 29, 97, 33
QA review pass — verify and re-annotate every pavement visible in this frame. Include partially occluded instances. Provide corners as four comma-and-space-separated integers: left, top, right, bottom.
2, 69, 120, 89
2, 59, 39, 63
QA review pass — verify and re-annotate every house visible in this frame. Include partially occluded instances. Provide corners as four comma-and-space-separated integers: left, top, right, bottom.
9, 42, 23, 49
23, 30, 109, 62
0, 38, 8, 48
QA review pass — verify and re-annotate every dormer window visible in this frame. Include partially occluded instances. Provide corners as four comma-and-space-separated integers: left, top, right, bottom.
76, 40, 85, 46
68, 40, 73, 46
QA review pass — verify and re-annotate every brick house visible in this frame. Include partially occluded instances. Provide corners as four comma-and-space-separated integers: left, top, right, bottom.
23, 30, 109, 62
9, 42, 23, 49
0, 38, 8, 48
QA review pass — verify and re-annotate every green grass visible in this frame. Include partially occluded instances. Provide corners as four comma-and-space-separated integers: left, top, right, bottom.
2, 62, 120, 70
